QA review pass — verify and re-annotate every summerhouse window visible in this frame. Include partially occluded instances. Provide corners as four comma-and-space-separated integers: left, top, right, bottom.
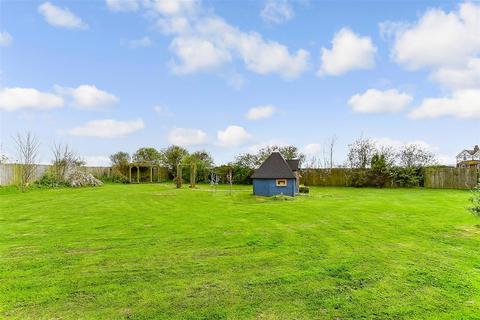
276, 179, 287, 187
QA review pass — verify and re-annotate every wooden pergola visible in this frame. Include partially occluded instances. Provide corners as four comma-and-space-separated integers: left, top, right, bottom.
128, 163, 163, 183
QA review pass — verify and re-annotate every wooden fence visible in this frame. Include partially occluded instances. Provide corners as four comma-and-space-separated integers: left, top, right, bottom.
301, 167, 479, 189
424, 167, 479, 189
0, 164, 112, 186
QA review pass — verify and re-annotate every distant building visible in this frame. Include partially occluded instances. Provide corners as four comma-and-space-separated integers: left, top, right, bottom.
456, 145, 480, 168
251, 152, 300, 197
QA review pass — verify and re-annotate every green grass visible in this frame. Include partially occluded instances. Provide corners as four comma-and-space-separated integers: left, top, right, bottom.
1, 184, 479, 319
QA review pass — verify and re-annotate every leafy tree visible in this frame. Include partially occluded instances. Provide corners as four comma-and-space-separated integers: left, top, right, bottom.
234, 153, 259, 169
347, 137, 376, 169
182, 150, 214, 183
132, 147, 161, 164
160, 145, 188, 176
110, 151, 131, 177
257, 145, 305, 164
369, 153, 391, 188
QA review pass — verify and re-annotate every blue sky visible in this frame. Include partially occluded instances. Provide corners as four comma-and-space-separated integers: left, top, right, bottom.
1, 0, 479, 166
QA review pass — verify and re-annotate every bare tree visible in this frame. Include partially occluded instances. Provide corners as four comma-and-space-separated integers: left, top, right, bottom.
398, 144, 436, 168
14, 132, 40, 192
52, 143, 83, 184
325, 135, 337, 169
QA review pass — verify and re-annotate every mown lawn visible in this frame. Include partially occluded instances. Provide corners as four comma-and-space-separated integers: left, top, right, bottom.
0, 184, 479, 319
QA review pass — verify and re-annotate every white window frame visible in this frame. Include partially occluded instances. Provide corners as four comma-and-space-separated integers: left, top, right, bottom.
276, 179, 288, 187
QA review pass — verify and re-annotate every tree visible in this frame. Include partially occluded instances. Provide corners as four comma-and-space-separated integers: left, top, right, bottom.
347, 137, 376, 169
182, 150, 213, 183
256, 145, 305, 164
14, 132, 40, 192
160, 145, 188, 176
369, 153, 391, 188
52, 143, 84, 184
397, 144, 436, 168
132, 147, 161, 164
110, 151, 130, 177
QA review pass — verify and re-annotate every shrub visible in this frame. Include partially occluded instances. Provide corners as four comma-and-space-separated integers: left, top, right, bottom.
390, 167, 423, 187
299, 186, 309, 194
99, 174, 129, 184
35, 169, 68, 188
349, 170, 368, 187
469, 181, 480, 218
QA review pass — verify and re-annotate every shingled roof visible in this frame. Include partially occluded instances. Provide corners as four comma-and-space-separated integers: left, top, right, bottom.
251, 152, 296, 179
286, 159, 300, 171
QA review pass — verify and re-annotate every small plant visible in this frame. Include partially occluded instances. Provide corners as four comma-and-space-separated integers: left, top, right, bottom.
299, 186, 309, 194
469, 181, 480, 218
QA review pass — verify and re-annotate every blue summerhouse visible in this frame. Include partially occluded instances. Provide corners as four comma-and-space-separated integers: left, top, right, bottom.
252, 152, 300, 197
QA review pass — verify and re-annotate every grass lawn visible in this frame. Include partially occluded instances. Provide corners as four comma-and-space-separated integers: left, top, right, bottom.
1, 184, 479, 319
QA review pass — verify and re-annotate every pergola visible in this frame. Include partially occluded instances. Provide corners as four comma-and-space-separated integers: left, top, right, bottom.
128, 163, 163, 183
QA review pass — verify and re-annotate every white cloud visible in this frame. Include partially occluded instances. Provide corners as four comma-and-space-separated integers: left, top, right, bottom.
169, 37, 231, 74
303, 143, 322, 155
348, 89, 412, 113
261, 0, 294, 25
0, 31, 12, 47
150, 1, 309, 79
106, 0, 139, 12
153, 105, 173, 116
83, 155, 111, 167
147, 0, 199, 17
246, 105, 277, 120
56, 85, 119, 110
38, 2, 88, 30
217, 125, 252, 147
67, 118, 145, 138
318, 27, 377, 76
0, 87, 64, 111
429, 58, 480, 90
128, 36, 152, 48
372, 137, 437, 152
389, 2, 480, 70
410, 89, 480, 119
168, 127, 207, 146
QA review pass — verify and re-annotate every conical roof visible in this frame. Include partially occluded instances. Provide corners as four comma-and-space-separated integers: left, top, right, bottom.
251, 152, 296, 179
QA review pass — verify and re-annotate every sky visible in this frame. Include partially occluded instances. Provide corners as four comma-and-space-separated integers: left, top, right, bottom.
0, 0, 479, 166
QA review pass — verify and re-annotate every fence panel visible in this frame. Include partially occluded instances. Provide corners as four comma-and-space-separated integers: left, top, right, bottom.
424, 167, 478, 189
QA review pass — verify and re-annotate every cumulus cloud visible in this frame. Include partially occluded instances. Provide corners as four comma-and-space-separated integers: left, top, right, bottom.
148, 0, 310, 79
318, 27, 377, 76
246, 105, 277, 120
169, 37, 231, 74
0, 31, 12, 47
106, 0, 139, 12
67, 118, 145, 138
261, 0, 294, 25
383, 2, 480, 119
410, 89, 480, 119
128, 36, 152, 48
388, 2, 480, 70
217, 125, 252, 147
348, 89, 412, 113
429, 58, 480, 90
56, 85, 119, 110
168, 127, 207, 146
38, 2, 88, 30
0, 87, 64, 111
